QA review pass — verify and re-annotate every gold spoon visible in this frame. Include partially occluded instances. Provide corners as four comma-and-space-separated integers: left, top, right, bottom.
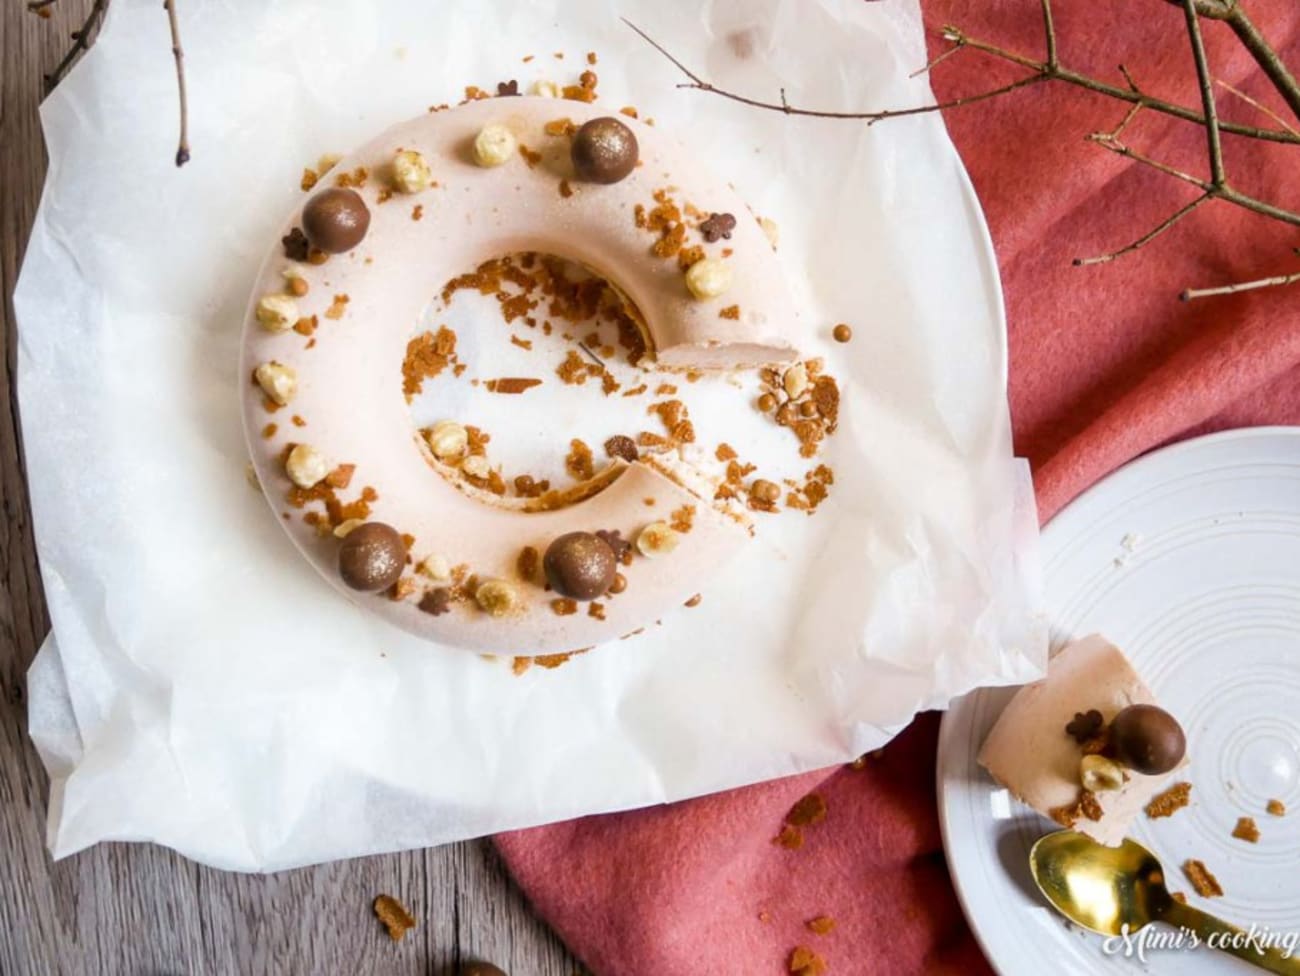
1030, 830, 1300, 974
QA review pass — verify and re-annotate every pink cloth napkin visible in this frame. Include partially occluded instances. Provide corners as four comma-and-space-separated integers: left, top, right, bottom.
498, 2, 1300, 972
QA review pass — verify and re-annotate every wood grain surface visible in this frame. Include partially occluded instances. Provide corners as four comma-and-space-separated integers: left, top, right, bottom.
0, 4, 585, 973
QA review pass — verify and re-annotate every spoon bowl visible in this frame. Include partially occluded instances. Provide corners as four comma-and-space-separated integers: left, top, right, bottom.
1030, 830, 1300, 974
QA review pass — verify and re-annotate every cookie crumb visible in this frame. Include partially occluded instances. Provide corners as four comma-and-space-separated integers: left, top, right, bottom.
604, 435, 639, 462
1050, 790, 1103, 828
788, 945, 828, 975
565, 438, 595, 481
372, 894, 416, 941
1183, 859, 1224, 898
805, 915, 836, 936
1267, 798, 1286, 817
1145, 781, 1192, 819
1232, 816, 1261, 843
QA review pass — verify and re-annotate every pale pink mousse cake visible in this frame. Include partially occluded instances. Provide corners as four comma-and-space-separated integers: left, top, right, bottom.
978, 634, 1188, 846
240, 97, 806, 654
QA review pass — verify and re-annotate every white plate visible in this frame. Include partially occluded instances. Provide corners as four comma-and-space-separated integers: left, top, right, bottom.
939, 427, 1300, 975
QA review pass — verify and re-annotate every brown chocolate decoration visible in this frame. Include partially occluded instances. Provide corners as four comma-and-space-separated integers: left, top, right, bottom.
460, 965, 508, 976
302, 188, 371, 253
1111, 704, 1186, 775
570, 117, 638, 184
699, 212, 737, 243
544, 531, 617, 600
281, 226, 310, 261
338, 522, 406, 592
1065, 709, 1104, 744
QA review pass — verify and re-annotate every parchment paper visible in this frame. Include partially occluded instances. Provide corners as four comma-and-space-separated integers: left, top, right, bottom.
14, 0, 1046, 871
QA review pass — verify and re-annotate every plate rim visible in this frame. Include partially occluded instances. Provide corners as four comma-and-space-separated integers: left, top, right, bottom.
936, 423, 1300, 975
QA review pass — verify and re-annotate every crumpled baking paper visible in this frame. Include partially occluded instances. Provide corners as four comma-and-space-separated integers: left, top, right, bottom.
14, 0, 1046, 871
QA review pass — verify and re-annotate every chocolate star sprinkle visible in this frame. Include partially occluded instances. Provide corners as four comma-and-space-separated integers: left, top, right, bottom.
699, 212, 737, 243
418, 589, 452, 616
497, 80, 520, 97
1066, 709, 1105, 744
281, 227, 310, 261
595, 529, 632, 564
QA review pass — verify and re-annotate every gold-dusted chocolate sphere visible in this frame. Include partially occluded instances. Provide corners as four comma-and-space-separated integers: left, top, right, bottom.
571, 117, 638, 184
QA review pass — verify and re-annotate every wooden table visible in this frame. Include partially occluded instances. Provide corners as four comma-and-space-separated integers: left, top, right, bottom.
0, 4, 585, 973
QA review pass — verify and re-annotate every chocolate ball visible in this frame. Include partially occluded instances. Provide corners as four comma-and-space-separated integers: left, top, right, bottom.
460, 965, 507, 976
1111, 704, 1186, 775
338, 522, 406, 592
570, 117, 638, 184
543, 531, 617, 600
302, 187, 370, 253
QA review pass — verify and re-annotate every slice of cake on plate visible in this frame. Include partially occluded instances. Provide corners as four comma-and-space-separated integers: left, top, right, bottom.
978, 634, 1188, 846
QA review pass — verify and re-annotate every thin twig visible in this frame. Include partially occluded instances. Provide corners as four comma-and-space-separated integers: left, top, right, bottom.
1182, 0, 1224, 186
909, 44, 962, 79
1090, 135, 1300, 226
613, 19, 1053, 123
623, 17, 1300, 144
43, 0, 109, 92
1217, 77, 1300, 137
1041, 0, 1058, 69
164, 0, 190, 167
1109, 102, 1144, 139
1209, 2, 1300, 122
1181, 270, 1300, 300
1074, 192, 1210, 265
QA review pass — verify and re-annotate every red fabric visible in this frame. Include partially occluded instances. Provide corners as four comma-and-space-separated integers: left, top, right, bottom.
497, 3, 1300, 972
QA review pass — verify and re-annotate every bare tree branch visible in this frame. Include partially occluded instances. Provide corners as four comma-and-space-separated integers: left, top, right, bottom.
1074, 193, 1211, 265
1196, 0, 1300, 122
1041, 0, 1058, 69
43, 0, 109, 92
1182, 0, 1225, 186
624, 16, 1300, 144
164, 0, 191, 167
1217, 77, 1300, 137
1181, 269, 1300, 300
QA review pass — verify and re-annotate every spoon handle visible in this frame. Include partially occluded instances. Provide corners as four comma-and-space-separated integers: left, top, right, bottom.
1162, 901, 1300, 974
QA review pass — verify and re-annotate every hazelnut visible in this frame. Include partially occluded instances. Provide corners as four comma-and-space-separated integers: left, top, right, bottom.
392, 149, 433, 193
475, 578, 521, 617
282, 268, 309, 297
417, 553, 451, 581
832, 323, 853, 343
253, 361, 298, 406
758, 215, 780, 248
461, 455, 491, 480
757, 393, 777, 413
256, 294, 299, 333
1080, 754, 1126, 793
608, 572, 627, 595
684, 258, 732, 300
783, 363, 809, 399
799, 400, 819, 417
531, 80, 561, 98
333, 518, 365, 538
636, 521, 680, 557
426, 420, 468, 460
776, 402, 797, 426
285, 443, 329, 488
474, 123, 517, 167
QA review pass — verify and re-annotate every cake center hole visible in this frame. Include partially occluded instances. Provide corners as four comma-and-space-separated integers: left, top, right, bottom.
402, 252, 665, 497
